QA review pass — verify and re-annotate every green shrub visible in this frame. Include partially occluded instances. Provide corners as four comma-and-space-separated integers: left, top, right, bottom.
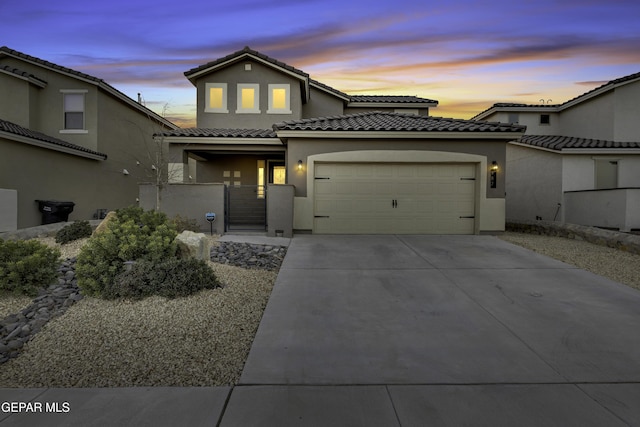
55, 220, 93, 244
76, 206, 178, 297
106, 257, 220, 300
0, 239, 61, 296
171, 214, 200, 233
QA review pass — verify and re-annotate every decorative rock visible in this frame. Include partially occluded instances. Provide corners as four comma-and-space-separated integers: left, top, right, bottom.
0, 257, 83, 364
93, 211, 117, 235
176, 230, 211, 261
210, 241, 287, 271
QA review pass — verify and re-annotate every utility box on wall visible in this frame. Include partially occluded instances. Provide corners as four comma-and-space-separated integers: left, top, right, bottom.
0, 189, 18, 232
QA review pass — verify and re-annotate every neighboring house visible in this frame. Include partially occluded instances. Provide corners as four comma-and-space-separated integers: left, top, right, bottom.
0, 47, 178, 230
149, 47, 525, 235
472, 72, 640, 232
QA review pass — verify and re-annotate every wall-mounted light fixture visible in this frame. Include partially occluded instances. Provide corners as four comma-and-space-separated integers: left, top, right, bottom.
297, 160, 303, 171
123, 169, 129, 176
490, 161, 498, 188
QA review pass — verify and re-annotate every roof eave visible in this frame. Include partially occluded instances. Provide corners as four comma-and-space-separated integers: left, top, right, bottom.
508, 140, 640, 154
347, 101, 438, 108
275, 130, 525, 140
162, 136, 283, 145
0, 130, 107, 160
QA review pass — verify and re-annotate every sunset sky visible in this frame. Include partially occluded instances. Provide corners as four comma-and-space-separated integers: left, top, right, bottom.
2, 0, 639, 127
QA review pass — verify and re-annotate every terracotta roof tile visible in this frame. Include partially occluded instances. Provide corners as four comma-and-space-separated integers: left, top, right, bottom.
518, 134, 640, 151
0, 118, 107, 159
274, 111, 525, 133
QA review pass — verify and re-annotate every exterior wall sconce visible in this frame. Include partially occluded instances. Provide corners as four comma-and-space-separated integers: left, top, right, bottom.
297, 160, 303, 171
490, 161, 498, 188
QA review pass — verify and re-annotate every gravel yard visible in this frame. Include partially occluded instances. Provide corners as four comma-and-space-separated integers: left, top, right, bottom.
1, 232, 639, 387
498, 232, 640, 291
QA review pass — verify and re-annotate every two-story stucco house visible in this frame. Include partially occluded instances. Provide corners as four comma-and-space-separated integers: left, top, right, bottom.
145, 47, 525, 236
473, 72, 640, 232
0, 47, 177, 231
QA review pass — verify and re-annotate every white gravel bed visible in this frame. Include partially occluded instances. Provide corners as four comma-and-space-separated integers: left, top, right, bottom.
499, 232, 640, 291
0, 262, 276, 387
0, 295, 32, 319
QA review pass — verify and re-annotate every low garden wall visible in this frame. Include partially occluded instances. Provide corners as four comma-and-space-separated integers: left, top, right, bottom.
506, 219, 640, 255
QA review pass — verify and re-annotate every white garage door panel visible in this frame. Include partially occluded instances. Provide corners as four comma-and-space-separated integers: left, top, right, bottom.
314, 162, 477, 234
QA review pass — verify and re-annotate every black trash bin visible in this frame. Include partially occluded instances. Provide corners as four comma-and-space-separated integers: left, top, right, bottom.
36, 200, 75, 225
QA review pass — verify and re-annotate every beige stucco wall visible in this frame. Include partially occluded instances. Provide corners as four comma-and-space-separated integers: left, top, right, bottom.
194, 60, 303, 129
564, 188, 640, 231
139, 183, 225, 234
267, 184, 294, 237
614, 80, 640, 142
0, 189, 18, 232
506, 144, 563, 222
559, 92, 615, 140
286, 137, 507, 198
0, 136, 133, 228
0, 73, 32, 127
302, 87, 345, 119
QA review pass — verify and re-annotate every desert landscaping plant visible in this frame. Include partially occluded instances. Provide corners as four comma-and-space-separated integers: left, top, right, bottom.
55, 220, 93, 245
75, 206, 178, 297
0, 239, 61, 296
106, 257, 220, 300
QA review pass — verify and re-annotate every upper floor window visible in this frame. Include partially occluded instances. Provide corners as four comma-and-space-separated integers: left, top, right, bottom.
61, 90, 87, 132
267, 84, 291, 114
236, 83, 260, 114
540, 114, 550, 125
508, 113, 519, 124
205, 83, 228, 113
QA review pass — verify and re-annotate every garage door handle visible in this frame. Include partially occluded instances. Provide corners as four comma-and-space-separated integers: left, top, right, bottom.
392, 199, 397, 208
459, 216, 475, 219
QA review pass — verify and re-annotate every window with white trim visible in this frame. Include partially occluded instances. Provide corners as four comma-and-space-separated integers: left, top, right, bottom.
61, 90, 87, 131
236, 84, 260, 114
205, 83, 228, 113
267, 84, 291, 114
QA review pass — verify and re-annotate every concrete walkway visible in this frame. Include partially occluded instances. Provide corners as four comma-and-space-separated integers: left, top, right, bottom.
2, 235, 640, 426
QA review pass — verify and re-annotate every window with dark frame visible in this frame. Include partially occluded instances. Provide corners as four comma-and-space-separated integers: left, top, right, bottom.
540, 114, 550, 125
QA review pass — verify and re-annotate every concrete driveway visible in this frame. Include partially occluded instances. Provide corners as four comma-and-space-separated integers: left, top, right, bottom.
224, 235, 640, 426
4, 235, 639, 426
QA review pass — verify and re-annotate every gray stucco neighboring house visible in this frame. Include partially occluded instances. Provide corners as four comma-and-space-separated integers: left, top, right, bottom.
472, 72, 640, 232
0, 46, 178, 230
147, 47, 525, 236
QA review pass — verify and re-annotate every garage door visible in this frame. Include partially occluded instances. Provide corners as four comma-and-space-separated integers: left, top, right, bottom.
314, 163, 476, 234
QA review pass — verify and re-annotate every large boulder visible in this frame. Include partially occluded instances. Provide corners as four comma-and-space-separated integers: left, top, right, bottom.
93, 211, 117, 235
175, 230, 211, 261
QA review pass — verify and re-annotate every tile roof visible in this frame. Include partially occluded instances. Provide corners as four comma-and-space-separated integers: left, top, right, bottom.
0, 118, 107, 159
472, 70, 640, 119
349, 95, 438, 104
274, 111, 526, 133
184, 46, 309, 80
518, 134, 640, 151
0, 46, 177, 129
160, 128, 277, 138
0, 64, 47, 87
